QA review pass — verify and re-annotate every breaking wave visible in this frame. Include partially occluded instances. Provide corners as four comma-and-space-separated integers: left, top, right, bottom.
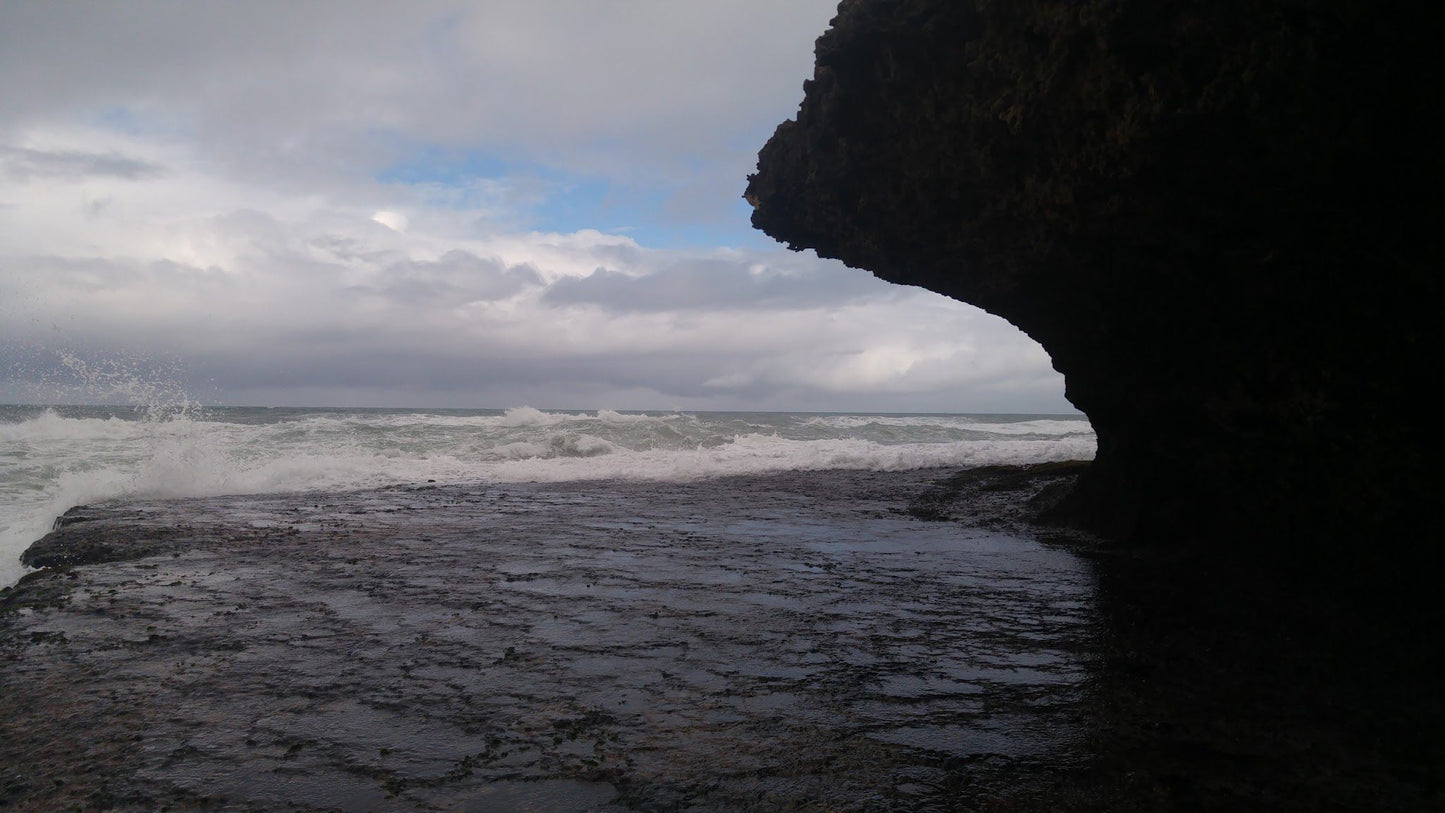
0, 405, 1095, 587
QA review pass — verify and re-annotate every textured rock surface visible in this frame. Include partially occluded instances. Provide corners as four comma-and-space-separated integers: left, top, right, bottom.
747, 0, 1444, 555
5, 473, 1440, 810
2, 472, 1103, 811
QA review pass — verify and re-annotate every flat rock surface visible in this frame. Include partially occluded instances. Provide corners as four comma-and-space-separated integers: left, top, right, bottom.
2, 469, 1102, 811
3, 467, 1441, 811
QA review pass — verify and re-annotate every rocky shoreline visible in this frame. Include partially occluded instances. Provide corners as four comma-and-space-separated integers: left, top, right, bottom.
2, 467, 1096, 811
3, 465, 1440, 810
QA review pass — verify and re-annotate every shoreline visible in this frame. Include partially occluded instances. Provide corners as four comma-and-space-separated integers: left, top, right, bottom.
0, 406, 1098, 594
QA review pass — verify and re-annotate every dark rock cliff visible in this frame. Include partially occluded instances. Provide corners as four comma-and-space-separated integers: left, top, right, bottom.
747, 0, 1444, 562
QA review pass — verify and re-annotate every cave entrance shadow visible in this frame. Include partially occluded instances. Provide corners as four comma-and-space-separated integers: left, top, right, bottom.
1036, 541, 1445, 811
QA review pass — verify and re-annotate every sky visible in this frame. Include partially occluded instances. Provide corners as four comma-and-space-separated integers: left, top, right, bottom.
0, 1, 1073, 414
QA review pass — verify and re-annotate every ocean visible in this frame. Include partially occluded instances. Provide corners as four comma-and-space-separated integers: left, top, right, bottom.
0, 404, 1095, 589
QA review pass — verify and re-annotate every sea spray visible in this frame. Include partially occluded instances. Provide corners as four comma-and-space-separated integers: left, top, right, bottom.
0, 346, 210, 586
0, 406, 1096, 588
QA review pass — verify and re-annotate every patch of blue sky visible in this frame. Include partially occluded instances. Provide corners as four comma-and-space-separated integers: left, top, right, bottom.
376, 145, 768, 249
537, 182, 770, 250
374, 145, 518, 187
93, 106, 184, 139
96, 107, 143, 134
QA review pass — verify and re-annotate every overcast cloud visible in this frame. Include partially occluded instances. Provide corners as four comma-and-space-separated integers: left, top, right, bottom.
0, 1, 1072, 413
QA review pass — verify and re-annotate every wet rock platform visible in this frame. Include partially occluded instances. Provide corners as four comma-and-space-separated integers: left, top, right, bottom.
2, 469, 1100, 811
3, 467, 1441, 811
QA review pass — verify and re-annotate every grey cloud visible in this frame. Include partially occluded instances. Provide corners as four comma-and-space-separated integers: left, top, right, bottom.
176, 337, 816, 408
0, 145, 166, 181
0, 2, 838, 193
137, 338, 1069, 414
542, 259, 890, 312
4, 266, 1072, 413
0, 255, 212, 294
367, 251, 543, 305
0, 0, 1075, 415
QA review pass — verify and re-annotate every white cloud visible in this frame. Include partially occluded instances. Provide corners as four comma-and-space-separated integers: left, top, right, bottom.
371, 210, 408, 232
0, 1, 838, 188
0, 1, 1074, 413
0, 160, 1065, 411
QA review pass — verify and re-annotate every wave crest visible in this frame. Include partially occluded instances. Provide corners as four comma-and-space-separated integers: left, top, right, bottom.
0, 406, 1095, 589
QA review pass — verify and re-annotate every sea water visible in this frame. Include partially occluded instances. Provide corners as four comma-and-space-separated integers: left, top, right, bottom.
0, 405, 1095, 588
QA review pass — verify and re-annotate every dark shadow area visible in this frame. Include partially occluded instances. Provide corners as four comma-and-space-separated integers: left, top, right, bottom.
746, 0, 1445, 566
879, 465, 1445, 809
1058, 544, 1445, 810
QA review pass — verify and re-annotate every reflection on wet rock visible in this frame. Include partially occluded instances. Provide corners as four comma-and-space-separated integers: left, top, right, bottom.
0, 470, 1097, 811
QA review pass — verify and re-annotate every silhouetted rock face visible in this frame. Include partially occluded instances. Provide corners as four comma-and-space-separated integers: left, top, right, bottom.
748, 0, 1444, 553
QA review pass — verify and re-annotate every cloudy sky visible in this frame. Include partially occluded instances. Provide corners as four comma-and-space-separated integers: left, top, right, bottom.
0, 1, 1071, 413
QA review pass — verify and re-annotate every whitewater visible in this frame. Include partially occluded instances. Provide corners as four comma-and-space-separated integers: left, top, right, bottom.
0, 405, 1096, 588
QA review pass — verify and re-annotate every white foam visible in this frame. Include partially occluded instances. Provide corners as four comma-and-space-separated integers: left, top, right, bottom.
499, 406, 565, 427
0, 408, 1097, 589
805, 414, 1091, 436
